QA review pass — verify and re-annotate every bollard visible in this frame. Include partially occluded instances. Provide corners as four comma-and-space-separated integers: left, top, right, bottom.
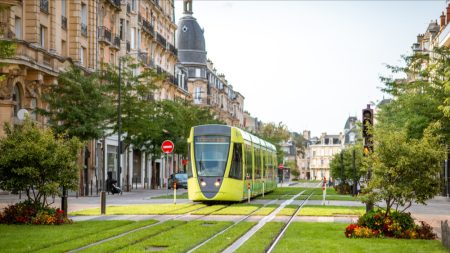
61, 187, 68, 218
173, 182, 177, 204
247, 182, 251, 203
90, 180, 93, 196
96, 180, 99, 196
262, 181, 265, 198
101, 191, 106, 215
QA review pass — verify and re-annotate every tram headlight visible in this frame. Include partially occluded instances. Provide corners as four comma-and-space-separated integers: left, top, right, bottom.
200, 181, 207, 187
214, 179, 221, 187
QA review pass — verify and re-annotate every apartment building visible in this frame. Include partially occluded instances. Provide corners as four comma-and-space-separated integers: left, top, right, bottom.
0, 0, 184, 194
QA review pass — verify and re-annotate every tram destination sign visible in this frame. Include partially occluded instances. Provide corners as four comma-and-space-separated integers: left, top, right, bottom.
161, 140, 174, 154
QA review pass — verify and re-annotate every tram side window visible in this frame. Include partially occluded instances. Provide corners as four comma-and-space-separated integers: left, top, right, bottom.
245, 145, 252, 179
229, 143, 243, 179
187, 144, 193, 178
264, 150, 269, 180
255, 148, 261, 179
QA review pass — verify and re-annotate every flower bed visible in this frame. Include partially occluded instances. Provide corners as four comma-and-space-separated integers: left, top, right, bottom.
345, 209, 436, 239
0, 200, 72, 225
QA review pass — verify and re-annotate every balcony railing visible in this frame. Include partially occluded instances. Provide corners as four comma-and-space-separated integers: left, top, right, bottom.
113, 34, 121, 48
108, 0, 121, 9
167, 43, 177, 55
61, 16, 67, 30
40, 0, 48, 13
126, 41, 130, 52
156, 33, 166, 47
98, 26, 112, 44
81, 23, 88, 37
142, 19, 154, 37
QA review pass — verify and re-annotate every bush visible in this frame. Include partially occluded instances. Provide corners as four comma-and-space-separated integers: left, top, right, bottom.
347, 209, 436, 239
0, 201, 72, 225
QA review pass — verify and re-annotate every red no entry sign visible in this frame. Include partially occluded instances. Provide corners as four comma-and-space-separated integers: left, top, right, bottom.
161, 140, 174, 154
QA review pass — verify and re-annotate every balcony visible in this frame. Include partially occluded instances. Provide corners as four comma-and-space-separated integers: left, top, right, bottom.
112, 34, 121, 49
98, 26, 112, 44
81, 23, 88, 37
167, 43, 177, 56
156, 33, 166, 47
61, 16, 67, 30
142, 19, 154, 37
40, 0, 48, 14
107, 0, 121, 10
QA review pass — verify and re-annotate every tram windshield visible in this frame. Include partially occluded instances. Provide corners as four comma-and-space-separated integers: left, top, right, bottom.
194, 135, 230, 177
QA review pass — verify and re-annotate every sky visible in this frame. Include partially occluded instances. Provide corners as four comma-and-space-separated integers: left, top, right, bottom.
174, 0, 446, 137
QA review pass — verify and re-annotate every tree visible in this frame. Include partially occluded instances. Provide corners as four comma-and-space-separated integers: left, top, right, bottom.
39, 65, 114, 141
330, 143, 364, 194
0, 119, 82, 208
362, 126, 445, 215
257, 122, 290, 164
379, 46, 450, 145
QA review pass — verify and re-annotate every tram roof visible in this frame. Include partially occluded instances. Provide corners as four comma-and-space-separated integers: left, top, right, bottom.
235, 127, 276, 151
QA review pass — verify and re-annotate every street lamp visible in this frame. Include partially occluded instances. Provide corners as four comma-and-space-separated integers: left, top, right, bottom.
117, 52, 148, 188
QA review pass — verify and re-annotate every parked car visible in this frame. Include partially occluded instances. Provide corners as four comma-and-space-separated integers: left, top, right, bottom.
168, 173, 188, 189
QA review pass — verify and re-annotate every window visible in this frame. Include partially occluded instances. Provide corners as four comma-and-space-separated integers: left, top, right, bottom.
195, 68, 201, 78
81, 3, 87, 25
39, 25, 47, 48
61, 0, 66, 16
229, 143, 242, 180
80, 46, 85, 66
137, 29, 141, 49
254, 148, 261, 179
245, 144, 252, 179
14, 17, 21, 39
194, 136, 230, 177
119, 19, 124, 40
61, 40, 66, 56
194, 87, 202, 104
12, 84, 21, 117
131, 0, 136, 11
130, 28, 136, 49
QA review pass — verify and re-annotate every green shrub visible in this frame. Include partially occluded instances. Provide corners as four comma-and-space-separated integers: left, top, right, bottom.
0, 201, 72, 225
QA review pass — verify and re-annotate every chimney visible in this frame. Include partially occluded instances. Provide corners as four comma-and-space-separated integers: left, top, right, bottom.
441, 12, 446, 28
447, 4, 450, 25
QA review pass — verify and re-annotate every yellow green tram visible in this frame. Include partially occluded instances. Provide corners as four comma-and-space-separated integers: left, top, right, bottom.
187, 124, 278, 201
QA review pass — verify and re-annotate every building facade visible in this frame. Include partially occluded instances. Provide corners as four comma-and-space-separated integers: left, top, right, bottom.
176, 0, 245, 127
0, 0, 185, 194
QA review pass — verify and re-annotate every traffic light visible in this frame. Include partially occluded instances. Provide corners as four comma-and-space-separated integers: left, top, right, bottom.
362, 105, 373, 155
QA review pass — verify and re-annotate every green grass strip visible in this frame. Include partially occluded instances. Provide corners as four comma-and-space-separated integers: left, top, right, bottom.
36, 220, 157, 253
212, 204, 261, 215
69, 203, 194, 216
0, 220, 133, 253
191, 205, 229, 215
165, 204, 207, 214
251, 204, 278, 216
298, 205, 365, 216
116, 220, 233, 253
235, 222, 284, 253
193, 222, 257, 253
80, 220, 186, 253
152, 192, 189, 199
276, 205, 297, 216
273, 222, 448, 253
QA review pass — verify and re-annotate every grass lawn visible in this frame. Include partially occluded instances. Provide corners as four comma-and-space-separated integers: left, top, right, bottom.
0, 220, 136, 253
164, 204, 207, 214
298, 205, 365, 216
212, 204, 262, 215
115, 220, 233, 253
69, 203, 197, 215
273, 222, 449, 253
81, 220, 186, 253
152, 192, 189, 199
191, 205, 229, 215
235, 222, 285, 253
276, 205, 297, 216
251, 204, 278, 216
194, 222, 257, 253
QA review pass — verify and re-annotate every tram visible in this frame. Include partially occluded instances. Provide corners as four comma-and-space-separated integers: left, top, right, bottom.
187, 124, 278, 201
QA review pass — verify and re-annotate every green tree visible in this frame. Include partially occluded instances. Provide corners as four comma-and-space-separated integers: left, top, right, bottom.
257, 122, 290, 164
0, 119, 82, 208
330, 143, 364, 194
39, 65, 114, 141
362, 126, 446, 215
